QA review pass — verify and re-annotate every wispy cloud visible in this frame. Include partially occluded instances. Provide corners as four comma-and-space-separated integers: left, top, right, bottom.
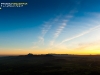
32, 36, 44, 49
49, 14, 74, 46
75, 40, 100, 50
41, 15, 62, 38
42, 24, 52, 37
38, 36, 44, 45
32, 46, 38, 49
54, 14, 74, 38
32, 15, 61, 48
69, 9, 78, 14
87, 12, 100, 17
54, 20, 68, 38
49, 40, 55, 46
59, 25, 100, 45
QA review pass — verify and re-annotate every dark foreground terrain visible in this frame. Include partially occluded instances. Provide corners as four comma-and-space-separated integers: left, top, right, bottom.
0, 55, 100, 75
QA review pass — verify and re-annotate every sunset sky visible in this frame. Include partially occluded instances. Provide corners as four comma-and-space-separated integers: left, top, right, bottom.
0, 0, 100, 55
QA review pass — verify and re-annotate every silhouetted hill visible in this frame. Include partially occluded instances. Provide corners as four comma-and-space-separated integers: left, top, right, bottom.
18, 53, 54, 58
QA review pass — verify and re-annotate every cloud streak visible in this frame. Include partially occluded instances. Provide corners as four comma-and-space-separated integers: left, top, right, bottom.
49, 14, 75, 46
54, 20, 68, 38
59, 25, 100, 45
32, 15, 61, 48
41, 23, 52, 37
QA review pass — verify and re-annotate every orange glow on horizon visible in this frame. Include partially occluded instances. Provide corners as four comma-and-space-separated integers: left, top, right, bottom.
1, 48, 100, 56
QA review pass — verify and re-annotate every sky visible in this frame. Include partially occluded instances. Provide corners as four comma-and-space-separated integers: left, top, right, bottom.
0, 0, 100, 55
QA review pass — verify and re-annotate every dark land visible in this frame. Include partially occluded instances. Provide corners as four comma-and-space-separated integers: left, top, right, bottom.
0, 54, 100, 75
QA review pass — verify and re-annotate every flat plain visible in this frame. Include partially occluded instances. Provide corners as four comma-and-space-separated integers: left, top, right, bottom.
0, 55, 100, 75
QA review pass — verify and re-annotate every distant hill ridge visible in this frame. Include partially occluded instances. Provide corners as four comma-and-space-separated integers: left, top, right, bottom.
18, 53, 54, 57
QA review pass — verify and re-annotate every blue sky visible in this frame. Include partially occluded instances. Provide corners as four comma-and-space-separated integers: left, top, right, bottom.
0, 0, 100, 55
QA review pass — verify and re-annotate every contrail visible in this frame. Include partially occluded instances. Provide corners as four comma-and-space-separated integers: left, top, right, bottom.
59, 25, 100, 45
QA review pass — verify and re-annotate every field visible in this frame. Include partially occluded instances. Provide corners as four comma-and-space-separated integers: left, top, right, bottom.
0, 55, 100, 75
